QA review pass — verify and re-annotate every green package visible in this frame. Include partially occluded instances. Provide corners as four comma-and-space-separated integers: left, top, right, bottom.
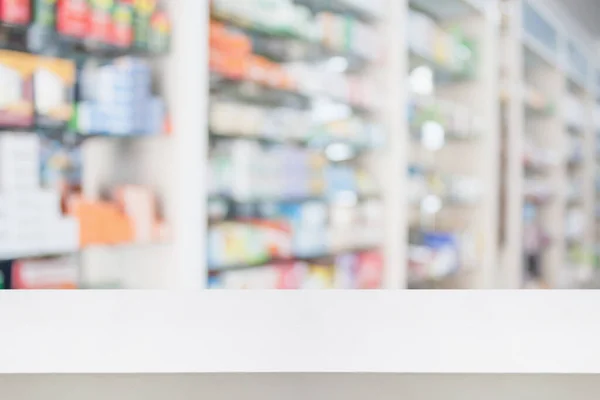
33, 0, 57, 28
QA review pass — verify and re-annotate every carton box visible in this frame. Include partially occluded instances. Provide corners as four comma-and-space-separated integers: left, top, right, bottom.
0, 51, 36, 128
0, 133, 40, 191
0, 0, 31, 26
34, 56, 76, 129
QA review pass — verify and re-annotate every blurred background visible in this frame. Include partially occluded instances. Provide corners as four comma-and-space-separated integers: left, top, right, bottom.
0, 0, 598, 290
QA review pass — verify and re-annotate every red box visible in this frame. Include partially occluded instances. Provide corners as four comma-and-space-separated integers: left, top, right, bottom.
0, 0, 31, 26
57, 0, 90, 39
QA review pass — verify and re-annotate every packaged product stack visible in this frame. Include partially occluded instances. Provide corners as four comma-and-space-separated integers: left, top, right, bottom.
0, 133, 79, 258
10, 256, 79, 289
66, 185, 169, 247
1, 0, 171, 54
407, 10, 475, 77
209, 250, 383, 290
208, 0, 384, 289
409, 97, 484, 140
408, 231, 461, 285
74, 57, 165, 136
208, 139, 381, 202
0, 50, 75, 130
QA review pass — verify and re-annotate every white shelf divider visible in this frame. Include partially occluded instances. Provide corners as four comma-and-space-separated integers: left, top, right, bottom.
166, 0, 210, 289
382, 0, 409, 288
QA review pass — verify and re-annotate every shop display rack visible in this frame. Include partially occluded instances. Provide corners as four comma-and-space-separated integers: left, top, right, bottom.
405, 0, 499, 288
499, 0, 597, 288
0, 1, 173, 289
206, 0, 389, 289
1, 0, 599, 290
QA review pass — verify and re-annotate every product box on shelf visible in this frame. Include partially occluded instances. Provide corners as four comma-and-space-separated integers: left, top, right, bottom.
40, 136, 82, 188
130, 0, 171, 53
277, 261, 308, 289
0, 189, 61, 218
0, 0, 31, 25
0, 133, 40, 191
75, 57, 165, 135
31, 0, 57, 29
34, 55, 76, 129
88, 0, 115, 45
0, 50, 36, 128
27, 0, 59, 53
148, 8, 169, 53
0, 260, 11, 288
211, 0, 319, 41
303, 263, 335, 289
11, 256, 79, 289
113, 184, 157, 244
132, 0, 154, 50
355, 250, 383, 289
66, 185, 167, 248
0, 216, 79, 258
56, 0, 90, 39
25, 0, 169, 52
111, 0, 134, 48
207, 220, 293, 270
279, 201, 329, 258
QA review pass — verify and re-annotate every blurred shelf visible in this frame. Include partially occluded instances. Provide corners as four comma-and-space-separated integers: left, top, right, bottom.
210, 73, 310, 109
409, 0, 483, 20
208, 193, 382, 222
293, 0, 383, 22
409, 44, 473, 82
0, 242, 171, 261
0, 23, 166, 59
523, 195, 555, 206
0, 127, 167, 146
82, 242, 171, 252
211, 8, 317, 42
410, 127, 482, 143
407, 266, 474, 289
210, 72, 374, 114
216, 18, 370, 70
523, 33, 557, 69
209, 130, 377, 156
410, 198, 481, 210
0, 250, 76, 262
209, 245, 380, 273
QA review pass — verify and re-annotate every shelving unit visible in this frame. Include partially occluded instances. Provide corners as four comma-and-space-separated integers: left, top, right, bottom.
0, 1, 175, 289
1, 0, 600, 290
499, 0, 597, 289
405, 0, 499, 289
205, 0, 398, 289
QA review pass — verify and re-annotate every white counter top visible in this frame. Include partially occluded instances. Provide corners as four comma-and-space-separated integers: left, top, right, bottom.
0, 291, 598, 374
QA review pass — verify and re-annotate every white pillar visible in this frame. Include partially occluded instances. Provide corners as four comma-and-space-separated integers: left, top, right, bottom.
165, 0, 209, 289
